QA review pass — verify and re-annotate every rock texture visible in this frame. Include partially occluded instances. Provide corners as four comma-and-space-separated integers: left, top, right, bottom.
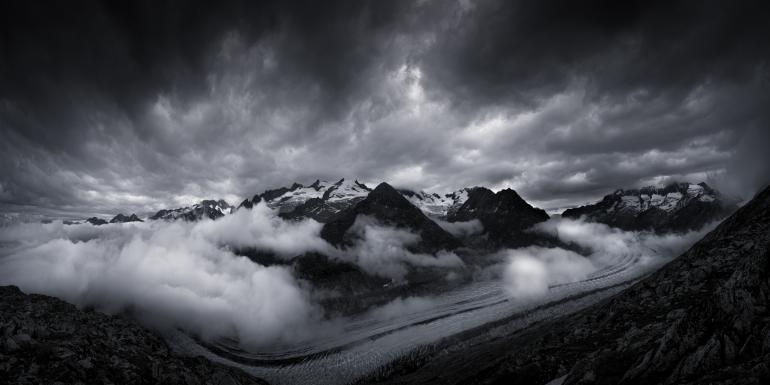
85, 217, 107, 226
240, 179, 477, 222
321, 182, 461, 254
399, 188, 472, 219
110, 213, 143, 223
563, 182, 736, 233
150, 199, 233, 221
373, 185, 770, 385
0, 286, 266, 385
447, 187, 550, 247
239, 179, 371, 222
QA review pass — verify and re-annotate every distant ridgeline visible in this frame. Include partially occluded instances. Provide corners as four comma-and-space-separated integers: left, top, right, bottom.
562, 182, 737, 233
73, 180, 735, 237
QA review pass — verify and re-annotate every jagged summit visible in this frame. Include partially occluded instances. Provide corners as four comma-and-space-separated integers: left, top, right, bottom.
321, 182, 462, 253
562, 181, 736, 232
239, 178, 372, 222
448, 187, 550, 247
85, 217, 108, 226
150, 199, 232, 221
109, 213, 143, 223
399, 187, 473, 219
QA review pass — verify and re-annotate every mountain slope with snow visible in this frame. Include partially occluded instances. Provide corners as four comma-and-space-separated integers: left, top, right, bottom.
240, 178, 371, 222
562, 182, 736, 233
320, 182, 462, 253
399, 188, 472, 219
149, 199, 233, 221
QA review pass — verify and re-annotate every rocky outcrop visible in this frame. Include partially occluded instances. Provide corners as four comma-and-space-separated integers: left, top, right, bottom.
110, 213, 143, 223
150, 199, 233, 221
241, 179, 372, 222
280, 197, 341, 222
0, 285, 266, 385
447, 187, 550, 247
399, 188, 472, 219
85, 217, 107, 226
563, 182, 736, 233
321, 182, 461, 254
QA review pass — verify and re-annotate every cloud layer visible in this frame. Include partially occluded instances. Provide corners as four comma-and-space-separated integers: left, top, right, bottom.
0, 204, 466, 345
1, 1, 768, 217
342, 215, 464, 282
500, 216, 715, 299
0, 218, 322, 348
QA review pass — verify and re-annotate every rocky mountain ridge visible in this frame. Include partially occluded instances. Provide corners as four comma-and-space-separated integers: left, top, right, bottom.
320, 182, 462, 254
562, 182, 736, 233
150, 199, 233, 222
69, 181, 731, 242
110, 213, 143, 223
448, 187, 551, 247
238, 178, 371, 222
398, 188, 472, 219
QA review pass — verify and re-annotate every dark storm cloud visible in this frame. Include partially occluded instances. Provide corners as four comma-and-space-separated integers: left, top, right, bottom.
1, 0, 768, 217
422, 1, 769, 107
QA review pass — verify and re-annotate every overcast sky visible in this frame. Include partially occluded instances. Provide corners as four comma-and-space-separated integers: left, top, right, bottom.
1, 0, 769, 218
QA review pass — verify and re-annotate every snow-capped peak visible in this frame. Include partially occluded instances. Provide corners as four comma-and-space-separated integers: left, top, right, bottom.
150, 199, 233, 221
399, 187, 472, 218
605, 182, 719, 214
324, 178, 372, 202
254, 178, 372, 214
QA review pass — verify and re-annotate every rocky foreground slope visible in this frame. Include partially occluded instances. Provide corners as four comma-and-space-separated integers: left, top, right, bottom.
0, 286, 266, 385
373, 184, 770, 385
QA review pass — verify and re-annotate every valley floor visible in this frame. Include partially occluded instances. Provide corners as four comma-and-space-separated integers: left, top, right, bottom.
167, 249, 661, 385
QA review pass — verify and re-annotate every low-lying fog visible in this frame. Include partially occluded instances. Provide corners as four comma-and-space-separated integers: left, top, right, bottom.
0, 203, 713, 349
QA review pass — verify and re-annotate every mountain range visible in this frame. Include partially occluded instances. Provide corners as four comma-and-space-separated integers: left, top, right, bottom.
74, 180, 734, 241
149, 199, 233, 221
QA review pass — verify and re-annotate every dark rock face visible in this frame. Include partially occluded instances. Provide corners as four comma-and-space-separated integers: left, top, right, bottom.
150, 199, 233, 221
321, 182, 461, 254
447, 187, 550, 247
109, 213, 143, 223
563, 182, 736, 233
85, 217, 107, 226
280, 198, 340, 222
375, 185, 770, 385
260, 186, 295, 203
0, 285, 266, 385
238, 198, 254, 210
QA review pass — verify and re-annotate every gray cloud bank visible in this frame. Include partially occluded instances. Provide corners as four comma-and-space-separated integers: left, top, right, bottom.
1, 0, 769, 217
0, 201, 713, 347
501, 216, 716, 300
0, 207, 331, 348
0, 203, 465, 346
